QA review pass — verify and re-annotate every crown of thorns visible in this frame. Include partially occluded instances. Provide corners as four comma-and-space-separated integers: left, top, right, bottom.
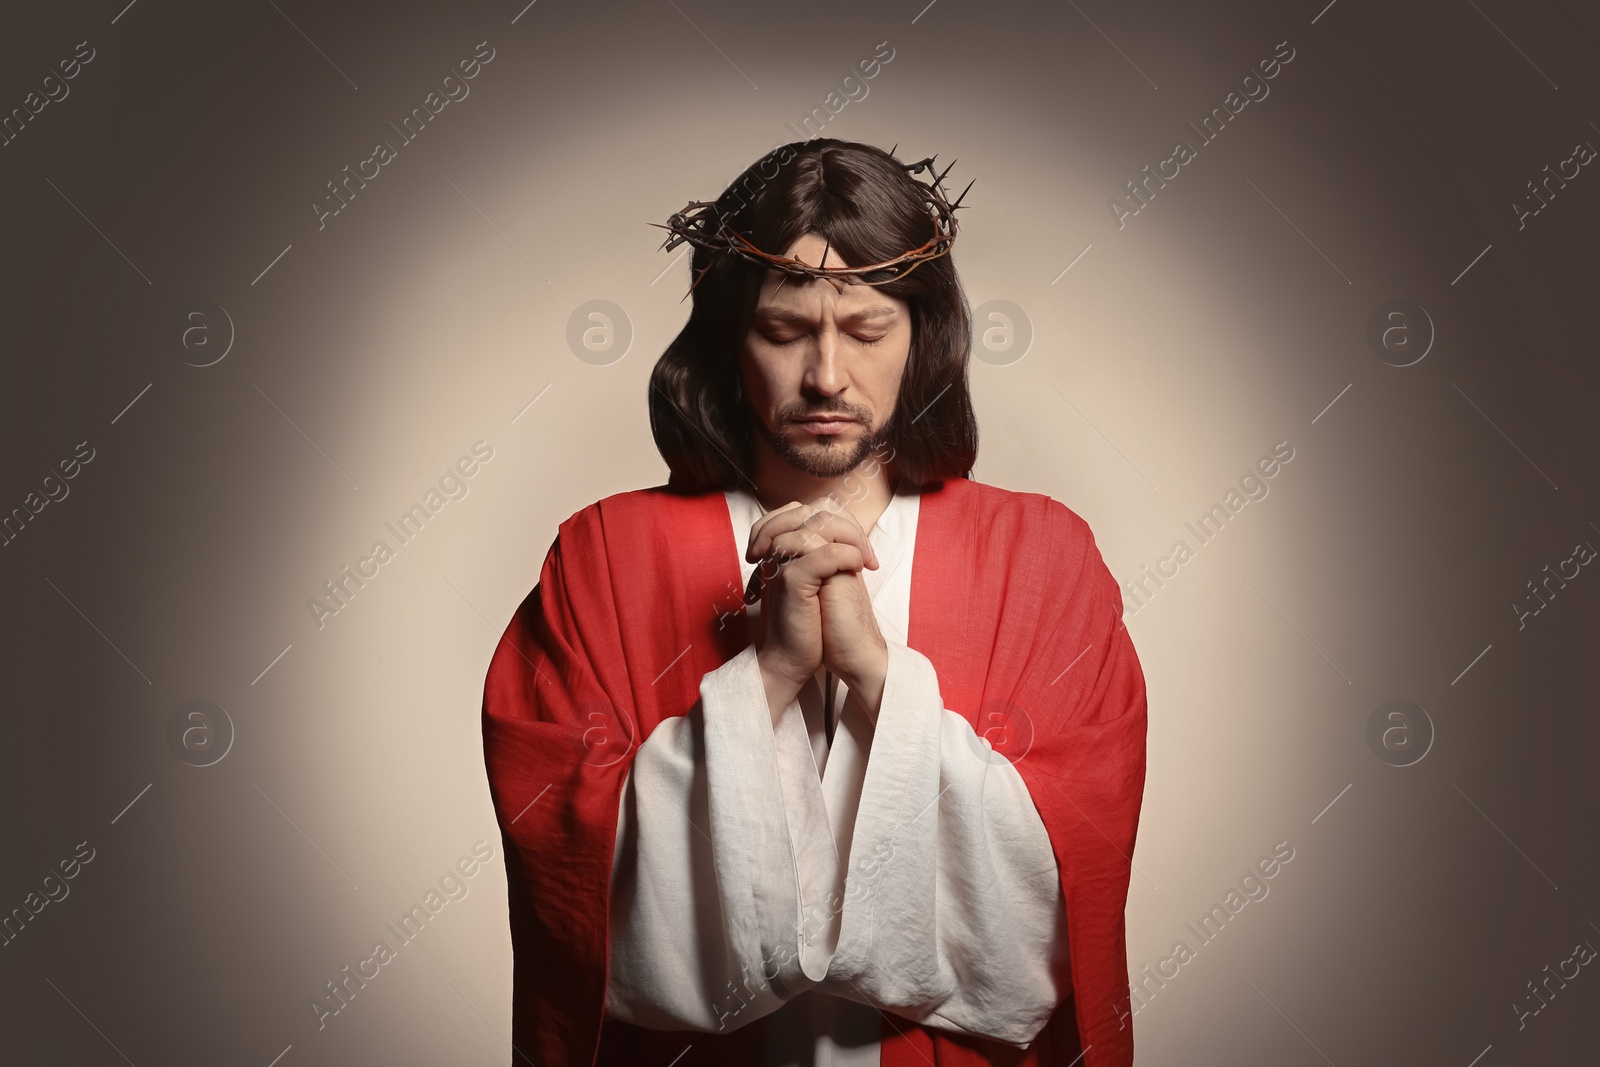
649, 148, 973, 295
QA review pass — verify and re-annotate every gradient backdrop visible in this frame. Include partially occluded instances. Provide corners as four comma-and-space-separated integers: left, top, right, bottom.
3, 0, 1599, 1064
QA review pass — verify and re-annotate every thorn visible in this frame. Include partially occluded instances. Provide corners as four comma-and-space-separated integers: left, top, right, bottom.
952, 178, 975, 209
684, 262, 714, 303
890, 142, 899, 156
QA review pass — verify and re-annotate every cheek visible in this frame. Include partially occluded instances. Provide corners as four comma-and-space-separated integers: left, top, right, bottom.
881, 367, 907, 408
875, 332, 913, 398
739, 351, 785, 408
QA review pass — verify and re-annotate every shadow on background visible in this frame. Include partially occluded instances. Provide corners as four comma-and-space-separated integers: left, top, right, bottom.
2, 0, 1598, 1063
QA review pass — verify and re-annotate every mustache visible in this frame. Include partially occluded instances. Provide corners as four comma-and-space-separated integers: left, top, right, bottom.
782, 403, 869, 421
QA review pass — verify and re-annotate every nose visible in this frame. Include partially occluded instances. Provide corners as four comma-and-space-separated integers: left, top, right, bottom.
802, 321, 846, 398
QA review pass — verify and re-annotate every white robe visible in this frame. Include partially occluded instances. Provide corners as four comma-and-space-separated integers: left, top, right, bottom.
605, 486, 1071, 1065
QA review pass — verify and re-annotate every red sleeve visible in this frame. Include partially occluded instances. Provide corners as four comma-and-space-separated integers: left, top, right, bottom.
481, 505, 636, 1067
1015, 501, 1149, 1066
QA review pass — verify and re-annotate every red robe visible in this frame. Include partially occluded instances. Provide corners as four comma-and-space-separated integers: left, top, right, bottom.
481, 476, 1148, 1066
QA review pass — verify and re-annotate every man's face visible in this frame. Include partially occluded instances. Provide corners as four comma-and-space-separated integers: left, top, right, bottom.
740, 232, 912, 479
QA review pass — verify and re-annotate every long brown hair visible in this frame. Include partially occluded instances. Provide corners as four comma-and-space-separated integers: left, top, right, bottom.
647, 138, 978, 493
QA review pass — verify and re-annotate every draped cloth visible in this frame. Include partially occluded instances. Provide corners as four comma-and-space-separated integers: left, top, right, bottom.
481, 476, 1148, 1066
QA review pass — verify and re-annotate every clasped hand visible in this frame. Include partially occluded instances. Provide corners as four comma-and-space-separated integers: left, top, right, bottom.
746, 497, 889, 719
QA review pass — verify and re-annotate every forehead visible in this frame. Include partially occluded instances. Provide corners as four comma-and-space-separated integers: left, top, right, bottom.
753, 233, 904, 321
751, 289, 900, 324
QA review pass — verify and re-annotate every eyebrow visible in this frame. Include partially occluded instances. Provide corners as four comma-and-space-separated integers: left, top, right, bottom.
753, 306, 898, 326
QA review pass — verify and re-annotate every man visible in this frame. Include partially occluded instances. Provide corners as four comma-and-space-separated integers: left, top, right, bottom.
482, 138, 1147, 1067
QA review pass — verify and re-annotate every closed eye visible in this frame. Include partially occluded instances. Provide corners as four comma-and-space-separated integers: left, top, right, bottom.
760, 331, 887, 346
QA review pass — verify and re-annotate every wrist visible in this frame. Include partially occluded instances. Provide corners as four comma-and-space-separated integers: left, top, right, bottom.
838, 644, 889, 716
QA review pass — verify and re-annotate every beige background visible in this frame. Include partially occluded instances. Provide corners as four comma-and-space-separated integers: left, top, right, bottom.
2, 0, 1598, 1063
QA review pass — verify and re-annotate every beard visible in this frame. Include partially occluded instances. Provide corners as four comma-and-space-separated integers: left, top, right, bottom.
754, 399, 894, 479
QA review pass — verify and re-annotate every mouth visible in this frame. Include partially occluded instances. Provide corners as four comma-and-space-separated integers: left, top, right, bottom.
791, 416, 858, 436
